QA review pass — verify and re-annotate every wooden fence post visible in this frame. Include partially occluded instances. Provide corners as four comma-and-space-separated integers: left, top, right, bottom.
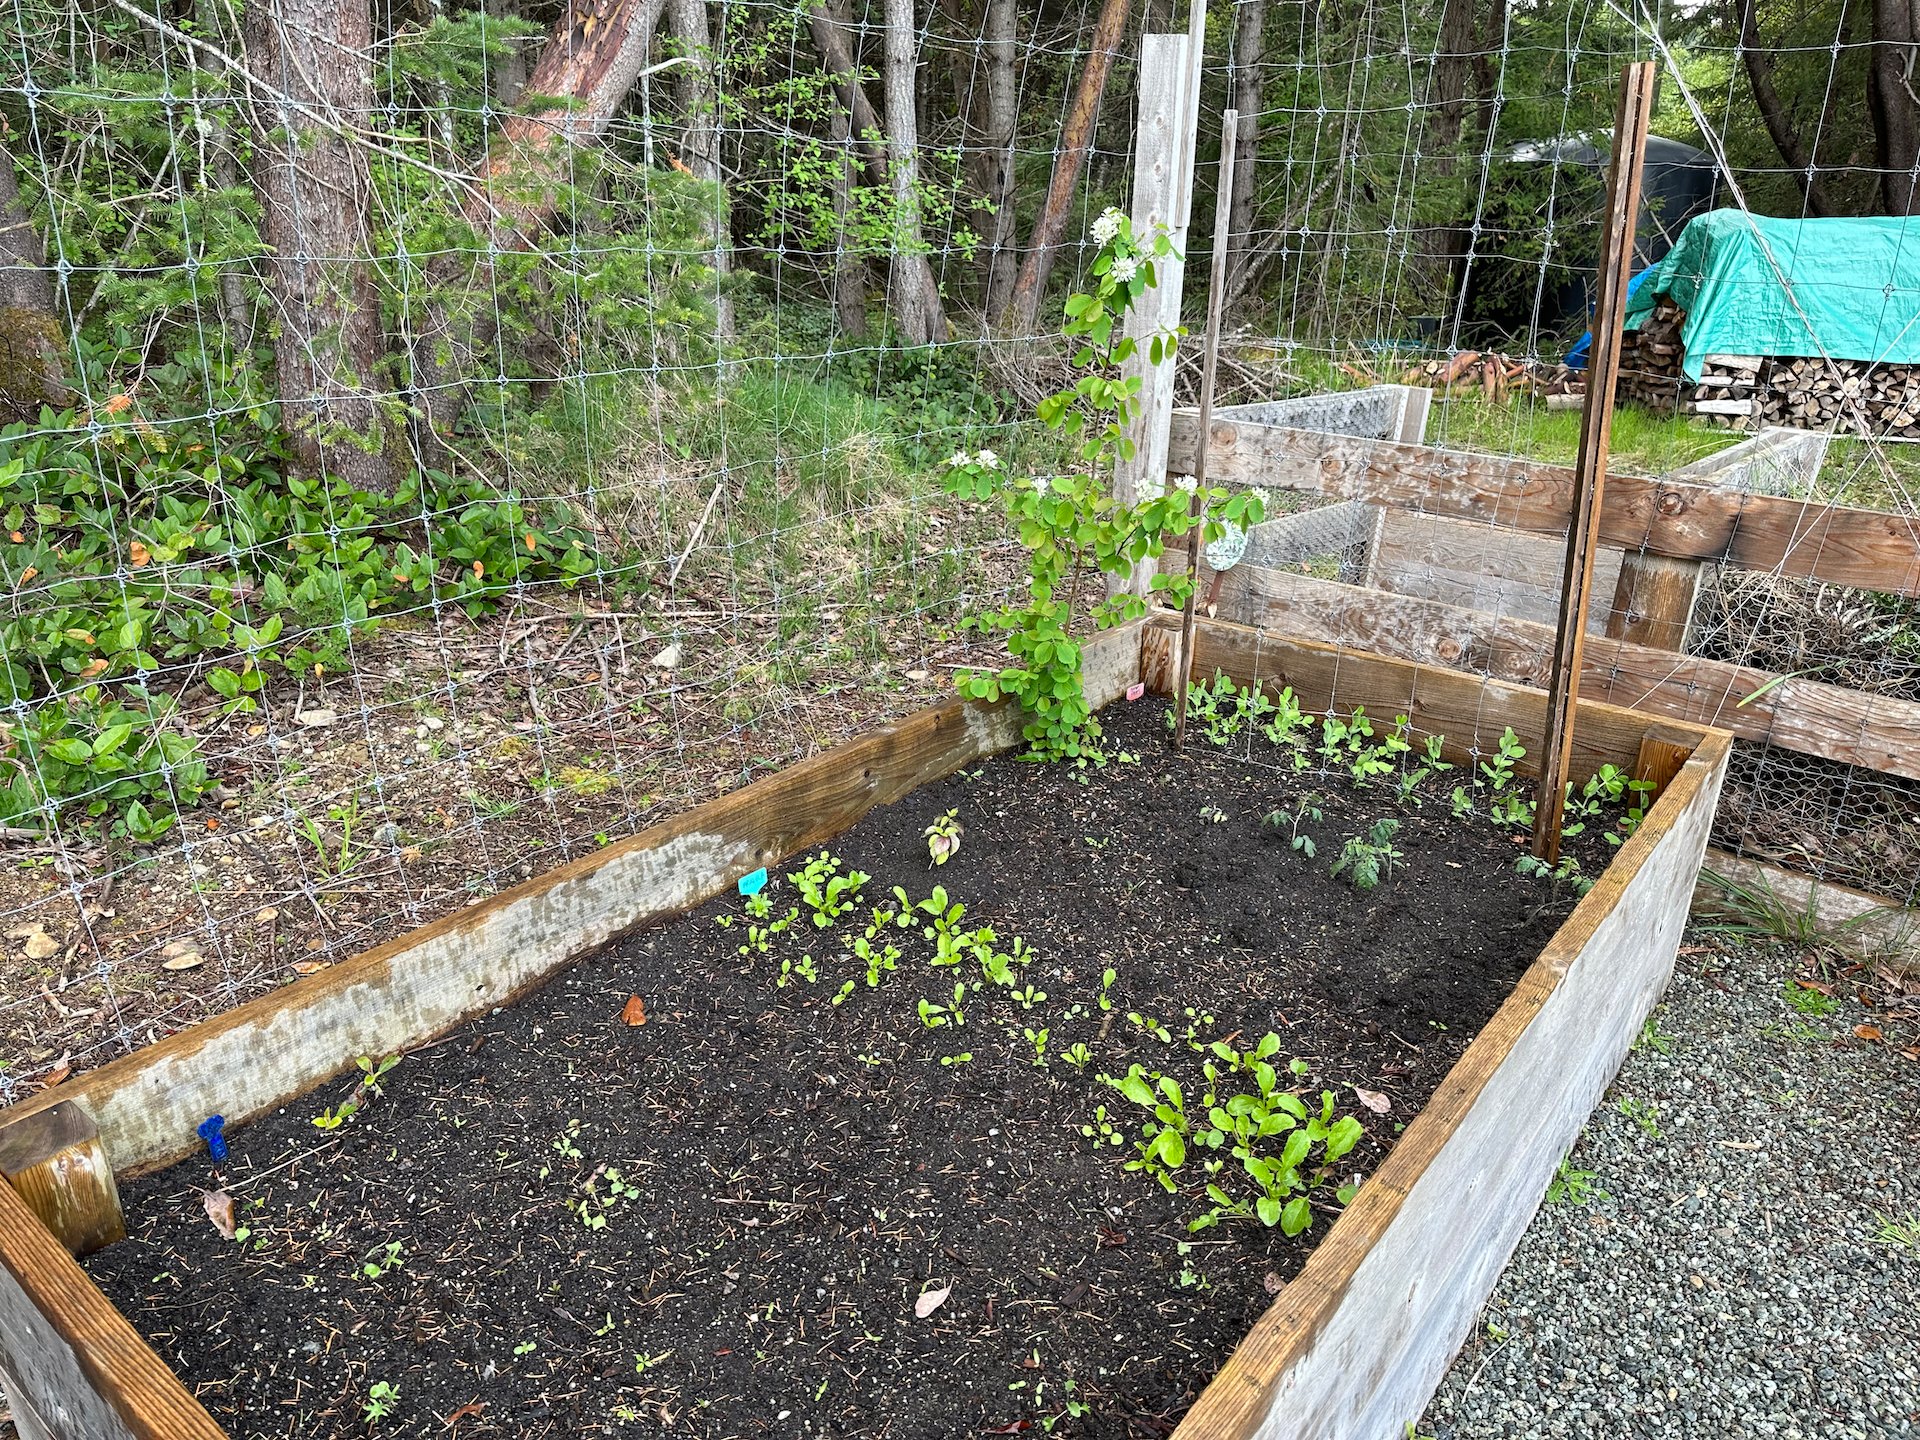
1534, 61, 1656, 863
1114, 4, 1206, 600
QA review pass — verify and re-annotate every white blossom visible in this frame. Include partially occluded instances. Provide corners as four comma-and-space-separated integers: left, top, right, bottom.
973, 448, 1001, 470
1171, 474, 1199, 494
947, 449, 972, 469
1091, 207, 1125, 246
1108, 254, 1140, 284
1249, 486, 1271, 507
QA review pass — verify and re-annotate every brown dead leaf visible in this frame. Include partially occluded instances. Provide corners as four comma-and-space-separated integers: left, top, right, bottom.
41, 1055, 70, 1088
1854, 1023, 1884, 1041
292, 960, 327, 976
621, 994, 649, 1027
130, 541, 150, 568
203, 1189, 236, 1239
1353, 1086, 1391, 1115
446, 1401, 485, 1426
1795, 978, 1835, 995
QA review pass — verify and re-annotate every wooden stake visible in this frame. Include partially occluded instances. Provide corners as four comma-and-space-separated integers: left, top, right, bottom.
1532, 63, 1655, 862
1172, 110, 1239, 751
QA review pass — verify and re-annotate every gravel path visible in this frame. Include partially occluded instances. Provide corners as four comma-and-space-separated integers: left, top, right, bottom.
1421, 934, 1919, 1440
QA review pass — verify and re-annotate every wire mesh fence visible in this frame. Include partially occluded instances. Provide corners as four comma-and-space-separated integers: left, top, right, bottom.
4, 0, 1919, 1103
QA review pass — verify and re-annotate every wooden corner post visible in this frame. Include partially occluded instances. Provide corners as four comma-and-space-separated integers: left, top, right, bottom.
1114, 3, 1206, 601
1533, 61, 1656, 863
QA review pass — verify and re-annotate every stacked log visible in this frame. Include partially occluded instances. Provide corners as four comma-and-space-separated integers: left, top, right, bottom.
1618, 290, 1920, 437
1757, 358, 1920, 438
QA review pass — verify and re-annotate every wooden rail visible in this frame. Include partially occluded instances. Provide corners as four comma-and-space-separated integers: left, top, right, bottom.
1170, 411, 1920, 599
1178, 562, 1920, 782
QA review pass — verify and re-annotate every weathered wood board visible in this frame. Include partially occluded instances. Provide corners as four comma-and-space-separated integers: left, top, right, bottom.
1145, 612, 1682, 783
0, 1102, 123, 1256
1183, 563, 1920, 782
1369, 509, 1621, 628
0, 624, 1145, 1184
0, 1181, 223, 1440
1169, 627, 1732, 1439
1168, 411, 1920, 599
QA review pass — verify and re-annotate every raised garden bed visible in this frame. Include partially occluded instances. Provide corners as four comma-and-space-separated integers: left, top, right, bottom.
0, 615, 1731, 1440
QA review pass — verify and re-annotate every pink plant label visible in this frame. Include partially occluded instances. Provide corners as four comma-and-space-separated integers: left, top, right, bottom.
1126, 682, 1146, 702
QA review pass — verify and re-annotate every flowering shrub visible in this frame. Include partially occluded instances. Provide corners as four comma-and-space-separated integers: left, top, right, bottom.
942, 210, 1263, 758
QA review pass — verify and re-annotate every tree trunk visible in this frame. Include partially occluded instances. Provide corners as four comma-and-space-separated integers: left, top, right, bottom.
881, 0, 948, 345
828, 94, 870, 339
807, 3, 891, 183
244, 0, 397, 492
0, 137, 69, 420
1740, 0, 1835, 216
1226, 0, 1264, 297
190, 0, 254, 341
668, 0, 732, 339
487, 0, 532, 108
1869, 0, 1920, 214
414, 0, 669, 439
976, 0, 1019, 316
998, 0, 1130, 335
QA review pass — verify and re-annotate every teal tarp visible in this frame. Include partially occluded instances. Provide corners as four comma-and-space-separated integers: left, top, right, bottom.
1622, 209, 1920, 381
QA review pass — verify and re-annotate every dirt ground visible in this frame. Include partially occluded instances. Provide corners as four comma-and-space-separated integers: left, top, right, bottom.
0, 566, 1022, 1104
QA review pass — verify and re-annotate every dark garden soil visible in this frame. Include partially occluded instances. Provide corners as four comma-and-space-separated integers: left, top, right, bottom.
86, 697, 1607, 1440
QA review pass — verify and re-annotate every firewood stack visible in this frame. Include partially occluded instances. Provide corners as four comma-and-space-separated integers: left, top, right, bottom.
1616, 295, 1695, 414
1756, 358, 1920, 438
1618, 290, 1920, 436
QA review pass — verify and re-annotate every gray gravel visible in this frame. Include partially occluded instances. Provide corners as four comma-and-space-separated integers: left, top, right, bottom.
1421, 935, 1919, 1440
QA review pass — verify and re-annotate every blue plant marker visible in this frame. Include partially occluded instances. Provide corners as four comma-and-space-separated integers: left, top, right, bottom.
738, 867, 768, 897
197, 1115, 228, 1163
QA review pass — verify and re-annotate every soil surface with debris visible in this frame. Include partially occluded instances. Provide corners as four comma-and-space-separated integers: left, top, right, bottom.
86, 699, 1596, 1440
1421, 936, 1920, 1440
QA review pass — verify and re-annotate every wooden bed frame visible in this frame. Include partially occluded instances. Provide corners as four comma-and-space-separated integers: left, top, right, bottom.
0, 614, 1731, 1440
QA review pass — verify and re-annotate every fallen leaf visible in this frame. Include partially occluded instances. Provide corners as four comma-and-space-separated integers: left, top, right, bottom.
130, 541, 150, 568
295, 708, 339, 728
292, 960, 327, 976
1854, 1023, 1884, 1041
984, 1423, 1033, 1434
1795, 978, 1834, 995
1262, 1271, 1284, 1295
914, 1283, 951, 1318
446, 1402, 485, 1425
41, 1057, 70, 1088
256, 907, 280, 924
23, 932, 59, 960
203, 1189, 236, 1239
1353, 1086, 1391, 1115
905, 669, 930, 682
622, 994, 649, 1027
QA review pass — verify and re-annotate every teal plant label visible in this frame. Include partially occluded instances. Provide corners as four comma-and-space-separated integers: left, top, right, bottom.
738, 867, 768, 897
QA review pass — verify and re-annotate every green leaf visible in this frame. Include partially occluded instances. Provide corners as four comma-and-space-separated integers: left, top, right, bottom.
1255, 1195, 1283, 1227
1280, 1197, 1313, 1236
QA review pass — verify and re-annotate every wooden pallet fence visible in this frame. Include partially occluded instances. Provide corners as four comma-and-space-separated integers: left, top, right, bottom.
1167, 410, 1920, 600
1171, 561, 1920, 782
